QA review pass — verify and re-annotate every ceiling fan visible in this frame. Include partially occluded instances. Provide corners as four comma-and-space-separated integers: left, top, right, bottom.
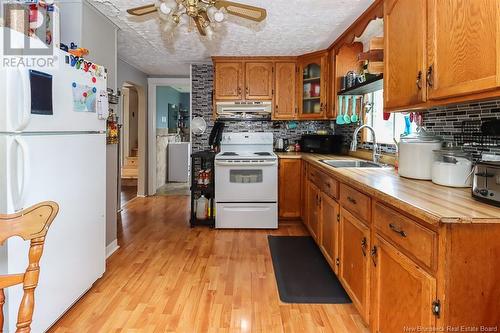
126, 0, 267, 38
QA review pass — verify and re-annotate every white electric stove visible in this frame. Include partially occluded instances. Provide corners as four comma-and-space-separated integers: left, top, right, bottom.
215, 132, 278, 229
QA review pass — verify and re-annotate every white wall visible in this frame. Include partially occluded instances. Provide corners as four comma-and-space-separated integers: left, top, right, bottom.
118, 58, 148, 90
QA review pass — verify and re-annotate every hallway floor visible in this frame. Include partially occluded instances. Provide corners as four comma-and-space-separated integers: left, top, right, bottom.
49, 196, 368, 333
156, 182, 190, 196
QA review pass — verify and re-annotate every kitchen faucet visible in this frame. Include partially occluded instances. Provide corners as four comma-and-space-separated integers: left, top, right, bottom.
350, 124, 381, 164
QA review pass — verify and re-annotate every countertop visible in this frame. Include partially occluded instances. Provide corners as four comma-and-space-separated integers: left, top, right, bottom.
277, 152, 500, 225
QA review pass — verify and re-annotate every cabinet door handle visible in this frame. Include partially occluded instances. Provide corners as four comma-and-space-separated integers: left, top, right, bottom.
389, 223, 407, 238
347, 196, 357, 205
416, 71, 423, 90
370, 246, 378, 267
237, 87, 242, 95
426, 65, 434, 88
325, 182, 331, 188
361, 237, 367, 257
245, 86, 249, 94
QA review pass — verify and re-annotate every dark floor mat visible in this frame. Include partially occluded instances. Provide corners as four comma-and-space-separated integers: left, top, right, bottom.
268, 235, 351, 304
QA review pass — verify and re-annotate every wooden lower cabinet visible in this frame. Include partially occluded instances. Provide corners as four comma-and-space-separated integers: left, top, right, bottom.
278, 159, 302, 219
319, 193, 340, 274
339, 207, 370, 322
370, 234, 437, 332
306, 181, 321, 241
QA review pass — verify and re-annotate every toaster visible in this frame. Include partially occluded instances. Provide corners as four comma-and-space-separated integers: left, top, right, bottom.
472, 159, 500, 206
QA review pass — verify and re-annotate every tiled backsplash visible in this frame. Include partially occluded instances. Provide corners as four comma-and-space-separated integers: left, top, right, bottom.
193, 64, 500, 157
336, 100, 500, 158
191, 64, 333, 152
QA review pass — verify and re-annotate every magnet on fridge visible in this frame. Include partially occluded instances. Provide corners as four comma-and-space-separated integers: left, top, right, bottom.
65, 55, 69, 64
72, 82, 77, 88
83, 61, 92, 72
92, 77, 97, 83
92, 87, 97, 93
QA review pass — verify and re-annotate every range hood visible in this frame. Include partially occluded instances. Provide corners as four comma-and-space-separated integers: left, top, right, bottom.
215, 101, 272, 121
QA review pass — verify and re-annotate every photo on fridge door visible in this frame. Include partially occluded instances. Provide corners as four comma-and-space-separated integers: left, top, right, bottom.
72, 82, 97, 113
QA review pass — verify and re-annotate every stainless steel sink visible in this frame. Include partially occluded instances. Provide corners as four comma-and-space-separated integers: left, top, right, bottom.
321, 159, 386, 168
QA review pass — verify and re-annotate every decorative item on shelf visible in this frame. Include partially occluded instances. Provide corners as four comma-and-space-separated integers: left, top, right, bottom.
106, 111, 119, 145
107, 88, 120, 105
126, 0, 267, 40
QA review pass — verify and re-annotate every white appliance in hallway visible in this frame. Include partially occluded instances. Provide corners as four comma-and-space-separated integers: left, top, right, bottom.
168, 142, 191, 182
215, 132, 278, 229
0, 28, 108, 333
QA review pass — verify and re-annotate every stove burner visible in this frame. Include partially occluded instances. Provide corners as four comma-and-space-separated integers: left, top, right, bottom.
254, 152, 271, 156
221, 152, 238, 156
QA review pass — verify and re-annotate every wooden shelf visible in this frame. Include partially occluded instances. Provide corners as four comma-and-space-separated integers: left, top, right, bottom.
303, 96, 321, 101
303, 77, 321, 82
338, 74, 383, 95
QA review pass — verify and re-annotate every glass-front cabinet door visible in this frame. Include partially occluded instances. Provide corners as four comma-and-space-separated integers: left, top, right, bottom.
299, 53, 328, 119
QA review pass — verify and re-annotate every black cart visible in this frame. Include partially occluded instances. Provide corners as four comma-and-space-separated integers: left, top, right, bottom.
190, 151, 216, 228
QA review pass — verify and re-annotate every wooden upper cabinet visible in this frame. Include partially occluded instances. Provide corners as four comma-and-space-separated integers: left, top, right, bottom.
371, 234, 437, 332
298, 53, 328, 119
320, 193, 340, 274
384, 0, 427, 110
274, 62, 297, 119
214, 62, 243, 100
278, 158, 302, 219
427, 0, 500, 100
244, 62, 274, 100
326, 51, 336, 119
339, 207, 370, 322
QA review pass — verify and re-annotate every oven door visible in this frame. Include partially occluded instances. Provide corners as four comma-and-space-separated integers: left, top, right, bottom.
215, 159, 278, 202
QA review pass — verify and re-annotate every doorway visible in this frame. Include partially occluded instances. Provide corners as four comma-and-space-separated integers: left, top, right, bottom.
148, 78, 191, 196
119, 81, 146, 207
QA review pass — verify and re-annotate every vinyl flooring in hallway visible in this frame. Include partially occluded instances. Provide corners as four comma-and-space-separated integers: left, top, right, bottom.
49, 196, 368, 333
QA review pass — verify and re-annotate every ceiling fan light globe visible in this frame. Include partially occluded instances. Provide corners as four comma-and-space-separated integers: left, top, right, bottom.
213, 11, 224, 22
159, 3, 173, 15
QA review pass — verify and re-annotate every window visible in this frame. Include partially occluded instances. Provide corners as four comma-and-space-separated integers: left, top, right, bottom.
364, 90, 417, 145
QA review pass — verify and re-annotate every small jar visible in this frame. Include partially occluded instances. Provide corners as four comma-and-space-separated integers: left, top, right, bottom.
431, 148, 472, 187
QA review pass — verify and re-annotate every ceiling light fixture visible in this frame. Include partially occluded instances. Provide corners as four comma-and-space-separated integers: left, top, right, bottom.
127, 0, 267, 39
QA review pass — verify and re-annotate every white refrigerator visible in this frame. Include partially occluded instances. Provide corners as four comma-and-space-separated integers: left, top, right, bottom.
0, 28, 108, 332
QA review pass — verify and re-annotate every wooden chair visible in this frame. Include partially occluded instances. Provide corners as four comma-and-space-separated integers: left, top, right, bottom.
0, 202, 59, 333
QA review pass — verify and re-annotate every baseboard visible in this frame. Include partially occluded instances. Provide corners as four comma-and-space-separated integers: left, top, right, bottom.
106, 240, 120, 259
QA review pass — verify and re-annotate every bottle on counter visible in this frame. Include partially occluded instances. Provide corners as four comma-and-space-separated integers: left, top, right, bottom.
295, 141, 301, 152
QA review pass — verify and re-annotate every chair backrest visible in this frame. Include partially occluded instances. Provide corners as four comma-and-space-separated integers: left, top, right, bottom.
0, 201, 59, 333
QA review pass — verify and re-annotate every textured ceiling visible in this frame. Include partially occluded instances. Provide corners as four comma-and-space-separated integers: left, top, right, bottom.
89, 0, 375, 76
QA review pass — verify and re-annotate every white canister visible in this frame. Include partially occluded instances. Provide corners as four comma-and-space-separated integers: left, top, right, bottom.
398, 128, 443, 180
431, 149, 473, 187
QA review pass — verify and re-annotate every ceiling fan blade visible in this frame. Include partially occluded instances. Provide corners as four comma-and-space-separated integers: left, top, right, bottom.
193, 16, 207, 36
214, 1, 267, 22
127, 4, 157, 16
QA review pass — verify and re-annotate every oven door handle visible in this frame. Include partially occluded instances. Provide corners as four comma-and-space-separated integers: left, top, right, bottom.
215, 161, 277, 166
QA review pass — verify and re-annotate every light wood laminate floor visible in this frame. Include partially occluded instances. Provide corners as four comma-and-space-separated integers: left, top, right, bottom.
49, 196, 368, 333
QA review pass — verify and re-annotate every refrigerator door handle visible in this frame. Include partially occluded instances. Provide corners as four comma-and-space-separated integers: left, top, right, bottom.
17, 70, 32, 131
14, 136, 31, 211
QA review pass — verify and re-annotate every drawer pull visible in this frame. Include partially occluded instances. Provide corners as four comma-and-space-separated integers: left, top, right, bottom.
347, 196, 357, 205
325, 182, 331, 188
361, 237, 367, 257
389, 223, 407, 238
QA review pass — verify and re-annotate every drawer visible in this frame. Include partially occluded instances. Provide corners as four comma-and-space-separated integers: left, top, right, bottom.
308, 166, 339, 199
340, 184, 371, 223
322, 176, 339, 200
308, 166, 324, 188
373, 202, 437, 270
